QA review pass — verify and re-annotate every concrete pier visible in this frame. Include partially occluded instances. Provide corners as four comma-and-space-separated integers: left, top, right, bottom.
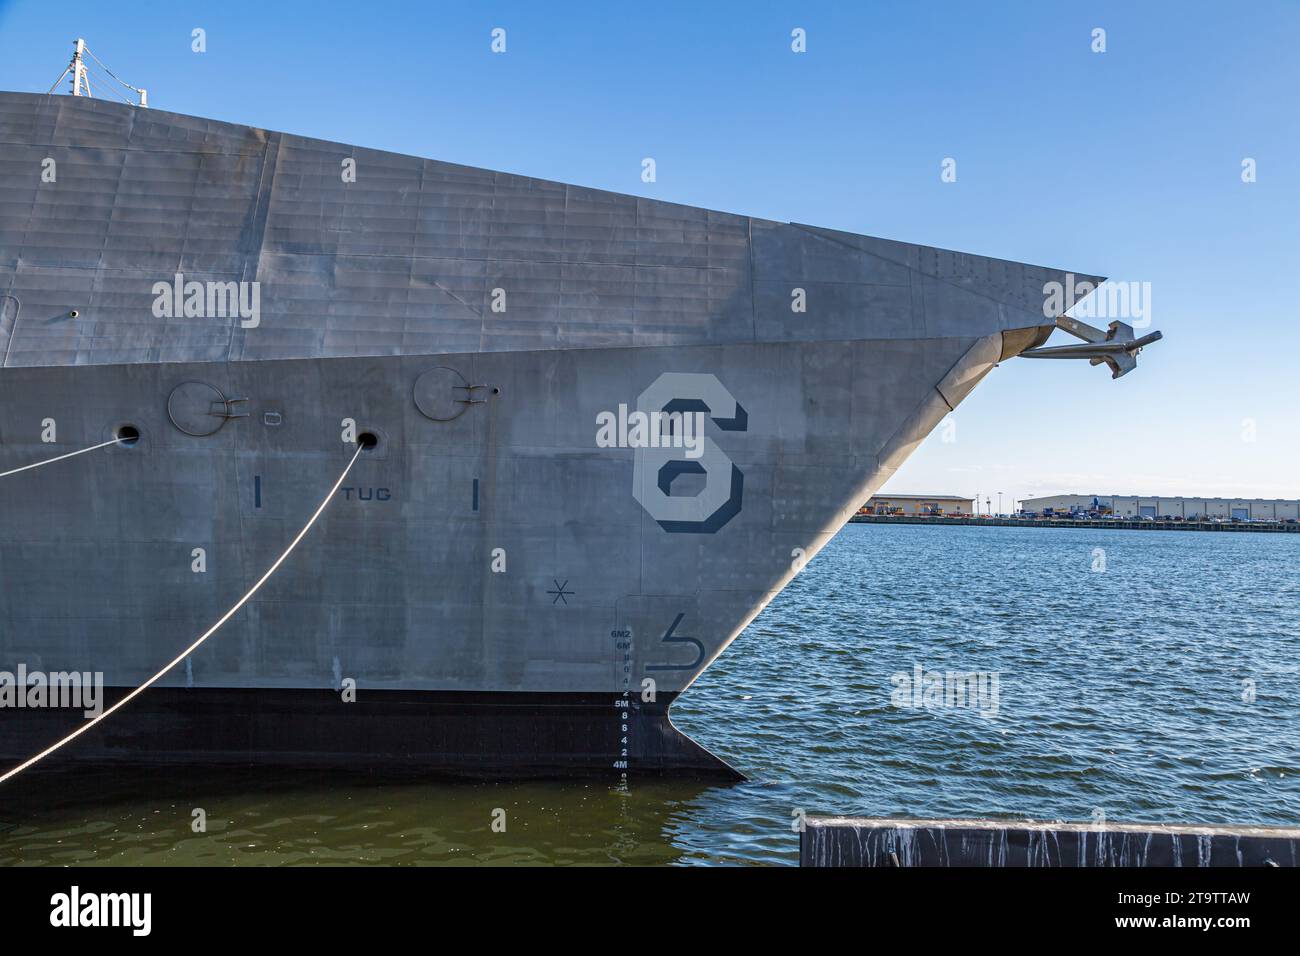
801, 817, 1300, 867
849, 514, 1300, 532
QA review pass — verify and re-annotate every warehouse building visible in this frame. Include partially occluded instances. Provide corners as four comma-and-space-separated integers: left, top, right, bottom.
862, 494, 974, 516
1020, 494, 1300, 521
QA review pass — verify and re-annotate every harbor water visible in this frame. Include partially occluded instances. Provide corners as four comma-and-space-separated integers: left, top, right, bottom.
1, 523, 1297, 866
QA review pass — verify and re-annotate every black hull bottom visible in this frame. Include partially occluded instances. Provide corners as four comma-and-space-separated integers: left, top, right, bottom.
0, 688, 743, 781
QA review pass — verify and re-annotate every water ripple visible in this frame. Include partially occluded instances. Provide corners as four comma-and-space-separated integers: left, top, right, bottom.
1, 524, 1296, 866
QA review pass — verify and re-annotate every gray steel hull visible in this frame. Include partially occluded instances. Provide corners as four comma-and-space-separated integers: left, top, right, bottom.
0, 91, 1098, 775
0, 337, 994, 776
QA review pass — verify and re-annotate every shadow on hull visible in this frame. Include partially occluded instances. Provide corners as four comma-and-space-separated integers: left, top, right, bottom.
0, 688, 744, 783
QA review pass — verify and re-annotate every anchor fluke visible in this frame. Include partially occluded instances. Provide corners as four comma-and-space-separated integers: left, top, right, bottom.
1019, 318, 1163, 379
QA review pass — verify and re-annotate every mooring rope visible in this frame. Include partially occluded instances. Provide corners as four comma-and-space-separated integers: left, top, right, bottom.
0, 436, 126, 479
0, 443, 366, 785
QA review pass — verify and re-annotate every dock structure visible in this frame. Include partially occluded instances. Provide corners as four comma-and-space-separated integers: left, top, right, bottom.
849, 515, 1300, 533
801, 817, 1300, 867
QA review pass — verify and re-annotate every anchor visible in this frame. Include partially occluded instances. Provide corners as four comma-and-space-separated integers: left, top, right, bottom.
1019, 316, 1163, 379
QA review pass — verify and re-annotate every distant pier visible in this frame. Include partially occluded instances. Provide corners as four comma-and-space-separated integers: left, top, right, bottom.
801, 817, 1300, 867
850, 514, 1300, 533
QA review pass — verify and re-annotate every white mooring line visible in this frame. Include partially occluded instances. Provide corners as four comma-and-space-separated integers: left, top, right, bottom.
0, 443, 365, 785
0, 436, 127, 479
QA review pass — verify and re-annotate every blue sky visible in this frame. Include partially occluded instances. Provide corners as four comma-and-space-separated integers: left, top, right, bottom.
2, 1, 1297, 507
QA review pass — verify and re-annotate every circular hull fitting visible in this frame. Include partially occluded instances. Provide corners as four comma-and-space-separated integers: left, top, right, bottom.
168, 381, 229, 436
413, 366, 471, 422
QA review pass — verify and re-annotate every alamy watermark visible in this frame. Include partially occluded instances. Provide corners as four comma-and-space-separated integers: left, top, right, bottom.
151, 273, 260, 328
890, 663, 1000, 719
0, 665, 103, 718
50, 886, 150, 936
1043, 273, 1151, 328
596, 406, 706, 459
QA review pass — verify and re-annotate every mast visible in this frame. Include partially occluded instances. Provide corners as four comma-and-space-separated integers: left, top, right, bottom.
48, 37, 148, 108
71, 38, 88, 97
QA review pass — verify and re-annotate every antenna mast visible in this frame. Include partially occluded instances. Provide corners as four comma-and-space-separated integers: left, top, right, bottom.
48, 37, 148, 108
72, 38, 88, 96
